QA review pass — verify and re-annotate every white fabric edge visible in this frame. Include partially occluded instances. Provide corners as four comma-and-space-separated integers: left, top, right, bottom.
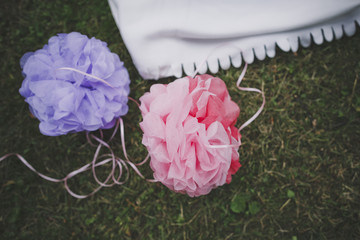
137, 15, 360, 80
107, 0, 360, 80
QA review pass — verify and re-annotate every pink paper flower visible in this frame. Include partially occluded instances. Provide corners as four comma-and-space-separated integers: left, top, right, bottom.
140, 74, 241, 197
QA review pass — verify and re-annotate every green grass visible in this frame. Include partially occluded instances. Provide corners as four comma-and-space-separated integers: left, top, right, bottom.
1, 1, 359, 239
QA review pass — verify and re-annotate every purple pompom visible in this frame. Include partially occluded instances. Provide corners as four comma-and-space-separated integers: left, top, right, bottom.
19, 32, 130, 136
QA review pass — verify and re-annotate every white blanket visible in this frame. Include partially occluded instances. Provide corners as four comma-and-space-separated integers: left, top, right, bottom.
109, 0, 360, 80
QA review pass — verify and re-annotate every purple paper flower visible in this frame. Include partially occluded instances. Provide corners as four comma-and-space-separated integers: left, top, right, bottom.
19, 32, 130, 136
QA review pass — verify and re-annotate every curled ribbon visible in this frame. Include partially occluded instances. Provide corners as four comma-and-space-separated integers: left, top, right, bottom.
0, 117, 155, 199
197, 62, 266, 149
196, 43, 265, 150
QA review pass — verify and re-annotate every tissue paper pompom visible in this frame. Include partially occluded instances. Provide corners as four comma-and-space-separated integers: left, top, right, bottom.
19, 32, 130, 136
140, 74, 241, 197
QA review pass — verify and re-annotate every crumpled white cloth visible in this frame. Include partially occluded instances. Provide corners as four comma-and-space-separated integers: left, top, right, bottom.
109, 0, 360, 80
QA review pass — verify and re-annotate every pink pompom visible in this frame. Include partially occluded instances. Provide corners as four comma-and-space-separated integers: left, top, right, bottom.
139, 74, 241, 197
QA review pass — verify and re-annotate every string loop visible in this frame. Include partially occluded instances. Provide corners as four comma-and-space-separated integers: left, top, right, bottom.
204, 63, 265, 149
0, 117, 154, 199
